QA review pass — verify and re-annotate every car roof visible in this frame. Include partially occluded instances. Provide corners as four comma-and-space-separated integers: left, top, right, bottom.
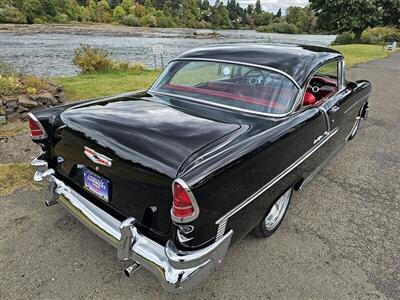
175, 43, 343, 87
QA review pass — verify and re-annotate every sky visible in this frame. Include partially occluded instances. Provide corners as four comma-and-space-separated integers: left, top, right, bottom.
210, 0, 309, 14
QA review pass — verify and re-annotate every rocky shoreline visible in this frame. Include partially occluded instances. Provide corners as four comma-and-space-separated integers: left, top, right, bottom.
0, 23, 218, 38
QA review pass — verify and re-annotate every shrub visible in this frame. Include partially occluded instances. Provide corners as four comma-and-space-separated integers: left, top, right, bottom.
257, 22, 298, 34
33, 17, 46, 24
121, 14, 141, 26
0, 76, 22, 97
72, 44, 147, 74
361, 27, 400, 44
23, 75, 47, 92
53, 13, 70, 23
0, 7, 27, 24
73, 44, 114, 73
141, 15, 157, 27
333, 32, 355, 45
113, 5, 125, 21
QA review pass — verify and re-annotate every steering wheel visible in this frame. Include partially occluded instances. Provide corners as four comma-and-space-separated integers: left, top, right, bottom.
241, 69, 264, 85
310, 85, 320, 93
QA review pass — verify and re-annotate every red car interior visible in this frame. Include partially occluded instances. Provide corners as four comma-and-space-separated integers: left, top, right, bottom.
163, 83, 286, 111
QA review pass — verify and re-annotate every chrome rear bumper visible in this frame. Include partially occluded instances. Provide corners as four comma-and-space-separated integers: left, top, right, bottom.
31, 157, 232, 293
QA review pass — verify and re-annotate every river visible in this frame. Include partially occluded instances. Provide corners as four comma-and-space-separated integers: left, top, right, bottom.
0, 25, 336, 77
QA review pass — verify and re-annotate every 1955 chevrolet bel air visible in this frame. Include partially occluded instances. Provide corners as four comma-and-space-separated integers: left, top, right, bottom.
29, 44, 370, 292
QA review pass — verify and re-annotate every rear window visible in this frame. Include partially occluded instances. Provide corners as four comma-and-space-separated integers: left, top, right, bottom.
151, 60, 299, 115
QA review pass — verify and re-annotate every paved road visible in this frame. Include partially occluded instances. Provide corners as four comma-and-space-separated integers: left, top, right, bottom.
1, 53, 399, 299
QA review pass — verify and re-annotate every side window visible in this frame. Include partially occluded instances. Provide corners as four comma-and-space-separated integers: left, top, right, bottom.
303, 61, 339, 106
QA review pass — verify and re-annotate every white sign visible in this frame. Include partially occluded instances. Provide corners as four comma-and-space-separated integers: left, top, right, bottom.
152, 45, 163, 56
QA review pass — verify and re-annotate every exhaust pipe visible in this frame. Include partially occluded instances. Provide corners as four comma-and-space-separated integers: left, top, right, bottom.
124, 262, 141, 277
45, 199, 58, 206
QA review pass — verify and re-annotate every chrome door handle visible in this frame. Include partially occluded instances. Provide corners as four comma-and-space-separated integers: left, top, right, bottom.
331, 106, 340, 113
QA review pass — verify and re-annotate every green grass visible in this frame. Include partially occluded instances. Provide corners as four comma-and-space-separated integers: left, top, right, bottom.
331, 44, 390, 68
54, 70, 161, 102
53, 45, 391, 102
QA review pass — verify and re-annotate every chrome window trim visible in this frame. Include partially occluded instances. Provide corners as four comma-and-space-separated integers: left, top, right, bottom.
149, 90, 294, 118
297, 58, 346, 111
149, 58, 302, 118
171, 178, 200, 223
215, 127, 339, 225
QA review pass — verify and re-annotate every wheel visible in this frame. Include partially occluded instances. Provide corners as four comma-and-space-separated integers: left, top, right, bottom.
348, 116, 361, 140
252, 188, 293, 238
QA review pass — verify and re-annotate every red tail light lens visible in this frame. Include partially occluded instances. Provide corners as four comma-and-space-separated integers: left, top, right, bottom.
171, 180, 199, 223
28, 113, 47, 140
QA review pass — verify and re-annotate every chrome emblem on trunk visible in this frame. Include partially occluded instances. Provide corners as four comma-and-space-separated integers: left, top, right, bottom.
84, 146, 112, 167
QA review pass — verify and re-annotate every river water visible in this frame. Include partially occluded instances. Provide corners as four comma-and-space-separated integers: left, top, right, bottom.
0, 27, 335, 77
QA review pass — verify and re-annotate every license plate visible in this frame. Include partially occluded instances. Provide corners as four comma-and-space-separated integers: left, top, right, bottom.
83, 168, 110, 202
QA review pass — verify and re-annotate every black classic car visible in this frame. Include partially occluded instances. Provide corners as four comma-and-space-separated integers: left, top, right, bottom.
29, 44, 370, 292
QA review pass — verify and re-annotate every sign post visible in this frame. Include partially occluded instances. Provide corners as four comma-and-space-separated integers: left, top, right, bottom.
152, 45, 164, 70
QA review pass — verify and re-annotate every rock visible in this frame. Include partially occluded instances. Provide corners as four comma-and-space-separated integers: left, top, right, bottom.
0, 105, 6, 116
18, 105, 30, 113
6, 101, 19, 109
55, 91, 65, 103
6, 112, 19, 123
19, 95, 40, 109
0, 115, 6, 124
5, 107, 17, 114
32, 92, 57, 106
19, 112, 29, 121
3, 96, 19, 104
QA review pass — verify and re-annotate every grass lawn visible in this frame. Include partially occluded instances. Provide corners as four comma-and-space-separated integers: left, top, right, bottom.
331, 44, 390, 68
53, 44, 392, 103
55, 69, 161, 102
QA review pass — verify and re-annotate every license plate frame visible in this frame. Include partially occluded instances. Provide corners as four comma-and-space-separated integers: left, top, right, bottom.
83, 168, 110, 202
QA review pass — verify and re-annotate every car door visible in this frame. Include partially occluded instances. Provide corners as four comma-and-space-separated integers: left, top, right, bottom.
320, 60, 370, 146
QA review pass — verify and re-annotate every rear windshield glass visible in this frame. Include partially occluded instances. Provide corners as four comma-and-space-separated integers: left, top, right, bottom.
151, 60, 299, 115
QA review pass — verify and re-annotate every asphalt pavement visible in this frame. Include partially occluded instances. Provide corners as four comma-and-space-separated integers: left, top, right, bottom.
0, 53, 399, 299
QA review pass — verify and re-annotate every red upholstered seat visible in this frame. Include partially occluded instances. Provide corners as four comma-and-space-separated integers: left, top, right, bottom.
304, 92, 317, 106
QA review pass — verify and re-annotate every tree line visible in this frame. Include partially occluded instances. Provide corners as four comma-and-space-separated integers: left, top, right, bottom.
0, 0, 399, 36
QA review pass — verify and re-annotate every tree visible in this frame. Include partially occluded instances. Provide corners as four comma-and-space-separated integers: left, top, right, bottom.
275, 8, 282, 18
309, 0, 381, 39
254, 0, 262, 14
286, 6, 316, 33
379, 0, 400, 27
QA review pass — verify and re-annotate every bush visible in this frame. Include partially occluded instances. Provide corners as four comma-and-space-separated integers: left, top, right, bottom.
0, 75, 22, 97
73, 45, 114, 73
257, 22, 298, 34
361, 27, 400, 44
72, 44, 147, 74
33, 17, 46, 24
113, 5, 125, 21
141, 14, 157, 27
121, 14, 141, 26
0, 7, 27, 24
333, 32, 355, 45
53, 13, 70, 23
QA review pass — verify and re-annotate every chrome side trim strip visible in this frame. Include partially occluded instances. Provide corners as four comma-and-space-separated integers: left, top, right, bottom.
343, 94, 369, 114
215, 127, 339, 225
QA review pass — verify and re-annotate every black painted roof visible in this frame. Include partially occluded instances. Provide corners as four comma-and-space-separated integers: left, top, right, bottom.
175, 43, 343, 87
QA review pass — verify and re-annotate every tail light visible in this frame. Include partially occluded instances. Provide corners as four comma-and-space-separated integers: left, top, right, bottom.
28, 113, 48, 140
171, 179, 199, 223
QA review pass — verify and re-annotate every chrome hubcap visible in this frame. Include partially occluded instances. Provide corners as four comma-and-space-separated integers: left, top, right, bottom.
264, 189, 291, 231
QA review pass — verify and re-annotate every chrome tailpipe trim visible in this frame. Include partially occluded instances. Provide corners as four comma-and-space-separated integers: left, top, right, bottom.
124, 263, 141, 277
31, 156, 233, 293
